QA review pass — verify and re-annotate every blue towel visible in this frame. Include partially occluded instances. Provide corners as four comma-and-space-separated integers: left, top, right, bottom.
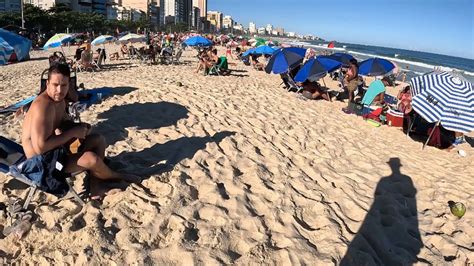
78, 87, 113, 106
0, 95, 36, 114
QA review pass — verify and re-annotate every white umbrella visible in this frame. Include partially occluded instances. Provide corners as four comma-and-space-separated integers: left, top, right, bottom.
118, 33, 146, 43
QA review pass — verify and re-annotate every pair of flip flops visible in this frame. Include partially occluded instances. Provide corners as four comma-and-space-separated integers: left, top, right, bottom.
2, 199, 33, 238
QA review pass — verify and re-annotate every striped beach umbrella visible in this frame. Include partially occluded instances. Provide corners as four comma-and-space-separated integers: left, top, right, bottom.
410, 71, 474, 134
0, 37, 14, 65
43, 33, 74, 49
91, 35, 116, 46
118, 33, 146, 43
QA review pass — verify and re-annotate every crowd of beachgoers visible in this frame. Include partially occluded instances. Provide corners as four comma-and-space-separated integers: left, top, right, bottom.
0, 31, 472, 264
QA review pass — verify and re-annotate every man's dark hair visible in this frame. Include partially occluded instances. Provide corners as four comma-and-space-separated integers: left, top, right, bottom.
48, 63, 70, 80
349, 58, 358, 66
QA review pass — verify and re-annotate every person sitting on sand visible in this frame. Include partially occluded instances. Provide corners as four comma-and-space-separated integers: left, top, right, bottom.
344, 59, 359, 103
21, 64, 140, 199
362, 77, 390, 106
397, 85, 413, 114
250, 54, 265, 71
299, 80, 330, 101
120, 43, 128, 58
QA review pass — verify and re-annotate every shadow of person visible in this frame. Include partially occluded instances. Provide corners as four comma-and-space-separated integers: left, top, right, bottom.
111, 131, 236, 177
341, 158, 423, 265
94, 102, 189, 145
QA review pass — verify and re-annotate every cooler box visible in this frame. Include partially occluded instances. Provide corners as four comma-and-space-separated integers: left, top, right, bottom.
387, 109, 404, 127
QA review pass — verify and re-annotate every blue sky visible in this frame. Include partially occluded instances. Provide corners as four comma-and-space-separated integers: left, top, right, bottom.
209, 0, 474, 59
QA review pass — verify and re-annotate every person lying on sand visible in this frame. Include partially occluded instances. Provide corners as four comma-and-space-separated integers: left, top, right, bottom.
299, 80, 331, 101
21, 64, 141, 199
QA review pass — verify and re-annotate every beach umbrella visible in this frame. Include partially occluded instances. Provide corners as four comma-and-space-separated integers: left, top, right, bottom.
253, 45, 277, 55
242, 48, 256, 57
0, 37, 14, 65
118, 33, 146, 43
43, 33, 74, 49
409, 72, 474, 140
91, 35, 116, 46
183, 36, 212, 47
320, 52, 355, 67
265, 47, 307, 74
294, 56, 342, 82
358, 57, 395, 76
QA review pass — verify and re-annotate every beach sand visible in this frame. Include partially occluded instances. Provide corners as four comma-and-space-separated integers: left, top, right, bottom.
0, 46, 473, 264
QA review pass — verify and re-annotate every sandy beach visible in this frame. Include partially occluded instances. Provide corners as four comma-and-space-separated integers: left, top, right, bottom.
0, 46, 473, 264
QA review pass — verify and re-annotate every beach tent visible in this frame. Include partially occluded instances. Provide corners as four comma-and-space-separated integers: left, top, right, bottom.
409, 72, 473, 148
0, 29, 31, 64
0, 37, 14, 65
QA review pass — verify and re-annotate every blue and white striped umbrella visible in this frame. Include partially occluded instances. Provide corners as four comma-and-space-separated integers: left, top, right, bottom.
410, 71, 474, 133
0, 37, 14, 65
91, 35, 116, 46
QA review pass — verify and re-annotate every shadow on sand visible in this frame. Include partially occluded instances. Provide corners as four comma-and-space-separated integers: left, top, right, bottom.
94, 101, 189, 146
341, 158, 423, 265
111, 131, 236, 177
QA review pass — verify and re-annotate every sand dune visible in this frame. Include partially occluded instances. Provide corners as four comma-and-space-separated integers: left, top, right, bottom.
0, 46, 473, 264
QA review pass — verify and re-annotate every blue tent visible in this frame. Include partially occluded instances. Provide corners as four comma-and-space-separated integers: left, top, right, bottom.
265, 47, 307, 74
0, 29, 31, 64
184, 36, 212, 47
294, 56, 342, 82
0, 37, 14, 65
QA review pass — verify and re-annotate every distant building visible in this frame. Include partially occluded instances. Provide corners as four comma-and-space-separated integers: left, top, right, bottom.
286, 31, 296, 37
207, 10, 222, 30
160, 0, 193, 25
248, 22, 256, 34
24, 0, 107, 15
222, 15, 232, 29
0, 0, 20, 12
275, 27, 284, 36
265, 24, 272, 35
257, 27, 265, 35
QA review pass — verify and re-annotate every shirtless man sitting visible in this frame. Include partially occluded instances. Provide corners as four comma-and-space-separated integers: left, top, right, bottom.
21, 64, 140, 198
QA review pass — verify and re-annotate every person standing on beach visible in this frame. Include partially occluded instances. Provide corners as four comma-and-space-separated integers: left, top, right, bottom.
345, 59, 359, 103
21, 64, 140, 199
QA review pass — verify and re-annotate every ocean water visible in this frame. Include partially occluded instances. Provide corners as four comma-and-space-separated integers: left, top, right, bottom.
291, 40, 474, 83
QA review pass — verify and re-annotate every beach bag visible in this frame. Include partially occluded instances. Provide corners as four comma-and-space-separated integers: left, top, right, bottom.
348, 102, 364, 116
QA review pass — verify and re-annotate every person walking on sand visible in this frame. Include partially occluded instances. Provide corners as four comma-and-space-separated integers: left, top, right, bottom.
21, 64, 141, 199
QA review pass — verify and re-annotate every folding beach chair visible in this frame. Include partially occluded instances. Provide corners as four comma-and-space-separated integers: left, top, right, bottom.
208, 56, 230, 76
281, 72, 303, 93
171, 49, 183, 65
0, 136, 85, 210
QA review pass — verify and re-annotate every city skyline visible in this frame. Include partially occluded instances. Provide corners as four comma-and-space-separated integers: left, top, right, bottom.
209, 0, 474, 59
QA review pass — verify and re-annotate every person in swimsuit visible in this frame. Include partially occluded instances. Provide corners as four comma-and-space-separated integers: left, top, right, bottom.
21, 64, 140, 198
345, 59, 359, 103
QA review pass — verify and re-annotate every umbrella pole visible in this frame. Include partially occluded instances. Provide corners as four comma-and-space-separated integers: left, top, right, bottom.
423, 121, 440, 150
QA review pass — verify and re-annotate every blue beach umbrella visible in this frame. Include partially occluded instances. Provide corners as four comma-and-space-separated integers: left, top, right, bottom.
184, 36, 212, 47
265, 47, 307, 74
91, 35, 116, 46
410, 72, 474, 137
294, 56, 342, 82
254, 45, 277, 55
0, 37, 15, 65
321, 52, 355, 67
242, 48, 256, 57
43, 33, 74, 49
358, 57, 395, 76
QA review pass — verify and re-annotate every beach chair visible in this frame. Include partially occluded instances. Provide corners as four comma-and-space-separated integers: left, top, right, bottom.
282, 73, 303, 93
208, 56, 230, 76
76, 50, 95, 72
92, 49, 106, 70
0, 136, 85, 210
171, 49, 183, 65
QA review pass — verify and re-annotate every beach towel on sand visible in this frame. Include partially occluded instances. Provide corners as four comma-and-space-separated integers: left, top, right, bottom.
361, 80, 385, 106
0, 96, 36, 114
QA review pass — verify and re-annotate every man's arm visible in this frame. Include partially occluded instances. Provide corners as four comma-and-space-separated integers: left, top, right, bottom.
30, 102, 75, 155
